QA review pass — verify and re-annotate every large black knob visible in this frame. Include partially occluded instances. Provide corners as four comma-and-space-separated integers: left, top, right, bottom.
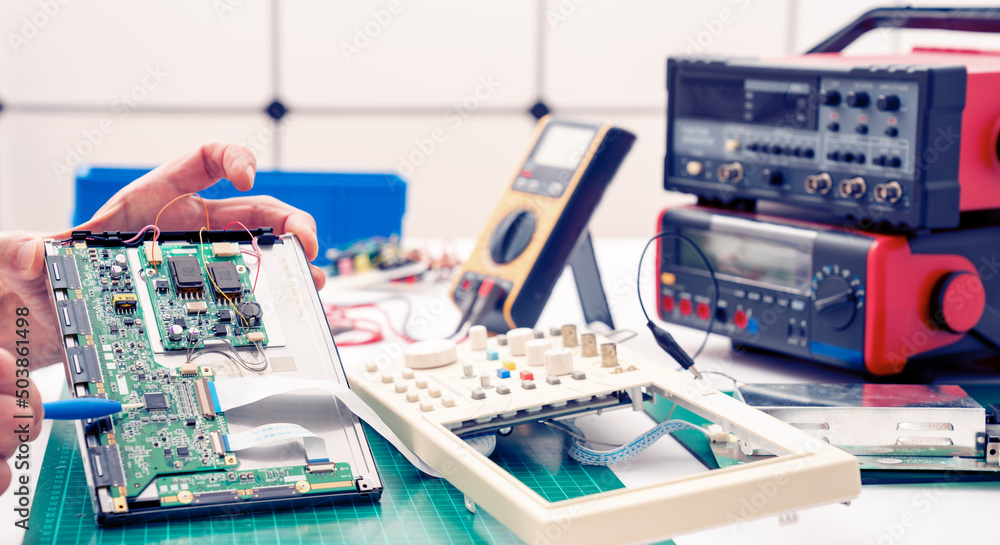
489, 210, 536, 264
819, 90, 841, 106
845, 91, 870, 108
814, 276, 857, 330
876, 94, 900, 111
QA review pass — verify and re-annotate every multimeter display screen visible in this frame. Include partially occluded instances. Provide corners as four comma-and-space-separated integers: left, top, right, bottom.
679, 229, 813, 292
532, 125, 597, 170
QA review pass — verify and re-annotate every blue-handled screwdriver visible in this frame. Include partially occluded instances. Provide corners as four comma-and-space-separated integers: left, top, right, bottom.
43, 398, 143, 420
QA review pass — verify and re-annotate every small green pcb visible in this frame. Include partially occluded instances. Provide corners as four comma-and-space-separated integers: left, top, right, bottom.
137, 241, 269, 351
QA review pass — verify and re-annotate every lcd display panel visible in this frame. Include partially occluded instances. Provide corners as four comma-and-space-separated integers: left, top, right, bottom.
531, 125, 597, 169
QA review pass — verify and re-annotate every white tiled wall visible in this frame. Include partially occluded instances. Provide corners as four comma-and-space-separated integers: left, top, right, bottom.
1, 1, 995, 237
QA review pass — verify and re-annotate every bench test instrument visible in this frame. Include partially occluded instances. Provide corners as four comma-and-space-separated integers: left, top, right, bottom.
655, 204, 999, 375
665, 8, 1000, 230
659, 7, 1000, 374
452, 116, 636, 332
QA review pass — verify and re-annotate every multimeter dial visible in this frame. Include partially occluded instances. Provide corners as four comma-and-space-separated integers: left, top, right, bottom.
812, 266, 864, 331
489, 209, 537, 264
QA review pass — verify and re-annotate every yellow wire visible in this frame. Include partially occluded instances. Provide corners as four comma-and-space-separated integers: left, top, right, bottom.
199, 228, 248, 325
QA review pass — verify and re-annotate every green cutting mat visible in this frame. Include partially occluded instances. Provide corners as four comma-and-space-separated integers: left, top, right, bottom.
25, 419, 670, 545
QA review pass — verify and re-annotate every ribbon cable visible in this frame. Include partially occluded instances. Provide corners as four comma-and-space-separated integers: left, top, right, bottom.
222, 423, 330, 463
567, 419, 710, 466
208, 375, 442, 478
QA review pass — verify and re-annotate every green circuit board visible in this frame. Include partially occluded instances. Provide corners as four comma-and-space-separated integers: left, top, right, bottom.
55, 241, 356, 516
137, 241, 269, 351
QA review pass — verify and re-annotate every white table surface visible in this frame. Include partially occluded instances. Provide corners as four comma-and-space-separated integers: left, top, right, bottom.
4, 237, 997, 545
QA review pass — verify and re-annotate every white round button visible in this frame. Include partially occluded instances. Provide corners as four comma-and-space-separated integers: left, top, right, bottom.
403, 339, 458, 369
469, 325, 488, 351
544, 348, 574, 376
526, 339, 552, 367
507, 328, 534, 356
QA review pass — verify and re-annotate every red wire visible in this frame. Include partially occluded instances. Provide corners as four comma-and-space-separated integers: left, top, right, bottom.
326, 307, 385, 346
323, 300, 468, 345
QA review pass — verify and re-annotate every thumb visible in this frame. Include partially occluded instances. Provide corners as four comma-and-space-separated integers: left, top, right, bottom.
0, 231, 48, 303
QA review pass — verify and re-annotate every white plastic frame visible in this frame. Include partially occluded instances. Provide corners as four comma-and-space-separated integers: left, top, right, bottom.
350, 335, 861, 545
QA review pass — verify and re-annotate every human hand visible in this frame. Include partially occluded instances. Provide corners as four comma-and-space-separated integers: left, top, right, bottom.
73, 141, 325, 288
0, 141, 326, 367
0, 347, 43, 496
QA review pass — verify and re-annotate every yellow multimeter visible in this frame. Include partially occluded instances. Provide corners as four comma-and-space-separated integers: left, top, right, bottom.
452, 116, 636, 332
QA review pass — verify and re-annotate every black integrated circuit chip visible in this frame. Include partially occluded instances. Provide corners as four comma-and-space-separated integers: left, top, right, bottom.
168, 256, 204, 293
206, 262, 243, 297
155, 280, 169, 292
143, 393, 169, 411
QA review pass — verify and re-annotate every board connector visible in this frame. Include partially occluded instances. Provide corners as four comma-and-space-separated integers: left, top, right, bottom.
210, 431, 225, 456
305, 462, 338, 474
194, 378, 216, 420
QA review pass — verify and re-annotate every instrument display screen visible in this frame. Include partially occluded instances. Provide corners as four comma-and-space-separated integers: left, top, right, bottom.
531, 125, 597, 170
674, 75, 817, 130
679, 226, 814, 293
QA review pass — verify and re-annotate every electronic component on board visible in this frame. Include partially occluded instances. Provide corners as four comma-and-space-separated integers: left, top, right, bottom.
206, 262, 243, 297
185, 301, 208, 314
113, 293, 138, 311
238, 302, 263, 327
211, 242, 240, 257
143, 392, 169, 411
144, 241, 163, 264
168, 256, 205, 293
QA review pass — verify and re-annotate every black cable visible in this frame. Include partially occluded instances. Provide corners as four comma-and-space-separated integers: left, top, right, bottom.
386, 294, 466, 342
637, 231, 719, 373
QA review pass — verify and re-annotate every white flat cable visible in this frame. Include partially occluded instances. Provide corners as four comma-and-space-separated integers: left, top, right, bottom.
223, 423, 330, 463
210, 375, 442, 477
